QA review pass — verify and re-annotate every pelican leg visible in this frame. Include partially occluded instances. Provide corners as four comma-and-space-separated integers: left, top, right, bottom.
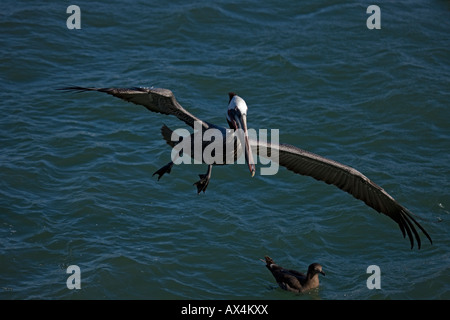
152, 161, 174, 181
194, 165, 213, 194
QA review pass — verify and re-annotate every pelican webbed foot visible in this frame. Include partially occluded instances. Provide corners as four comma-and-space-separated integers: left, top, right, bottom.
152, 162, 174, 181
193, 165, 213, 194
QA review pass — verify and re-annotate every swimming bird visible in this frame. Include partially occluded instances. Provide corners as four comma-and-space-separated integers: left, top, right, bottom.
261, 256, 325, 293
59, 86, 432, 249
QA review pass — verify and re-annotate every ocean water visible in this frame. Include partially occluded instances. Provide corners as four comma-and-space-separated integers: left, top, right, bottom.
1, 0, 449, 300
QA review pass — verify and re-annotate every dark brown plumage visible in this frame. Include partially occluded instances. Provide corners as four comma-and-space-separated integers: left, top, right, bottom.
262, 256, 325, 293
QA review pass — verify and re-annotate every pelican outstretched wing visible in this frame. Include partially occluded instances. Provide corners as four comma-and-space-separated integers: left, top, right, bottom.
254, 140, 432, 249
59, 86, 209, 129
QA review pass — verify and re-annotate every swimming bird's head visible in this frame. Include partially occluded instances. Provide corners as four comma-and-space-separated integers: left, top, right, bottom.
226, 92, 255, 177
308, 263, 325, 276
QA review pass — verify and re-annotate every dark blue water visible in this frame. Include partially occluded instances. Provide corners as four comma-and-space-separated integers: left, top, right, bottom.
1, 1, 449, 300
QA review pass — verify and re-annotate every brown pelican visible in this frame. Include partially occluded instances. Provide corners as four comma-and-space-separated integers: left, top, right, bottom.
59, 86, 432, 249
261, 256, 325, 293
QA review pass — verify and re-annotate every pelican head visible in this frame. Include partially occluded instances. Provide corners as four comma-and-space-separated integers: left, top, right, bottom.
227, 92, 256, 177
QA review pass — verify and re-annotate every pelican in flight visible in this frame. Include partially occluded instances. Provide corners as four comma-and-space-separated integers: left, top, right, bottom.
60, 86, 432, 249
